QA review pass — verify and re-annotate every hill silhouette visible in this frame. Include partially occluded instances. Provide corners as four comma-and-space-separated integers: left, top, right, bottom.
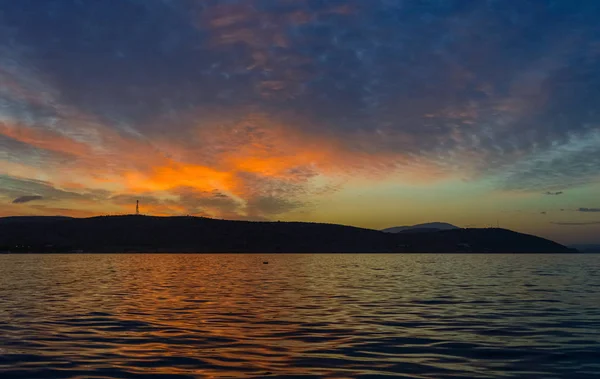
0, 215, 574, 253
382, 222, 460, 233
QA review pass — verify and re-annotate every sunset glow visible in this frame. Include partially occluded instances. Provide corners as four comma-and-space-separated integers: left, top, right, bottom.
2, 1, 600, 244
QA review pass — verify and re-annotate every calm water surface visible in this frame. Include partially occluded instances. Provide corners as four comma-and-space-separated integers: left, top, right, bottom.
1, 254, 599, 378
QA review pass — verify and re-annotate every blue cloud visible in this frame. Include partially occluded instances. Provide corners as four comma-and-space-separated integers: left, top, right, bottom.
1, 0, 600, 195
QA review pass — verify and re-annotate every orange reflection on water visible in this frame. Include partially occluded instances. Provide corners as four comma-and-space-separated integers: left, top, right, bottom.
2, 254, 597, 377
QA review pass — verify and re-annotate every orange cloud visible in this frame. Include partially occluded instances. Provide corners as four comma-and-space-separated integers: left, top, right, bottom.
174, 112, 453, 191
0, 122, 92, 157
2, 102, 455, 220
0, 200, 98, 218
124, 161, 235, 194
30, 206, 98, 218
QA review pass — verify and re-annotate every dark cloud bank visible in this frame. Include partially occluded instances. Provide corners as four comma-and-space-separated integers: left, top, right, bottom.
12, 195, 43, 204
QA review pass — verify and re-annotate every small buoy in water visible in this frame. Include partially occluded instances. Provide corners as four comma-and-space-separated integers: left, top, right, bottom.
263, 261, 269, 264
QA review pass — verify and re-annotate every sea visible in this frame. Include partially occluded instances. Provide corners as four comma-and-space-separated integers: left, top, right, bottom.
0, 254, 599, 378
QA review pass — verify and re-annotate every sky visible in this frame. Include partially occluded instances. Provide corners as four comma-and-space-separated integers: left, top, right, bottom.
1, 0, 600, 245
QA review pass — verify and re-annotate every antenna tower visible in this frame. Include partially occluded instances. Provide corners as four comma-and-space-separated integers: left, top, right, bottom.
136, 200, 139, 215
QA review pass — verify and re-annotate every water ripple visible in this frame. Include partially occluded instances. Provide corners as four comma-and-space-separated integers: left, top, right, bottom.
0, 254, 599, 378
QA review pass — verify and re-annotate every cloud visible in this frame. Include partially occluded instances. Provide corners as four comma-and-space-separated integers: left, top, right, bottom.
246, 196, 305, 217
2, 0, 600, 221
552, 221, 600, 226
490, 130, 600, 192
12, 195, 43, 204
0, 122, 92, 158
173, 187, 241, 216
0, 175, 103, 202
199, 1, 357, 101
578, 208, 600, 212
27, 205, 96, 218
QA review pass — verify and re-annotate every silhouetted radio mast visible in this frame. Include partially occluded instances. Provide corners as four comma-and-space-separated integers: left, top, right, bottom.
136, 200, 139, 215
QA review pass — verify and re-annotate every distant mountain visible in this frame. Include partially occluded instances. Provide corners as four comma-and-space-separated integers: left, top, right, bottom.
569, 244, 600, 253
382, 222, 460, 233
0, 215, 574, 253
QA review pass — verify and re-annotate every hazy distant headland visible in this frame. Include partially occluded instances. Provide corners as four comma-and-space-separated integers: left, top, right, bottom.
569, 244, 600, 253
0, 215, 576, 254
